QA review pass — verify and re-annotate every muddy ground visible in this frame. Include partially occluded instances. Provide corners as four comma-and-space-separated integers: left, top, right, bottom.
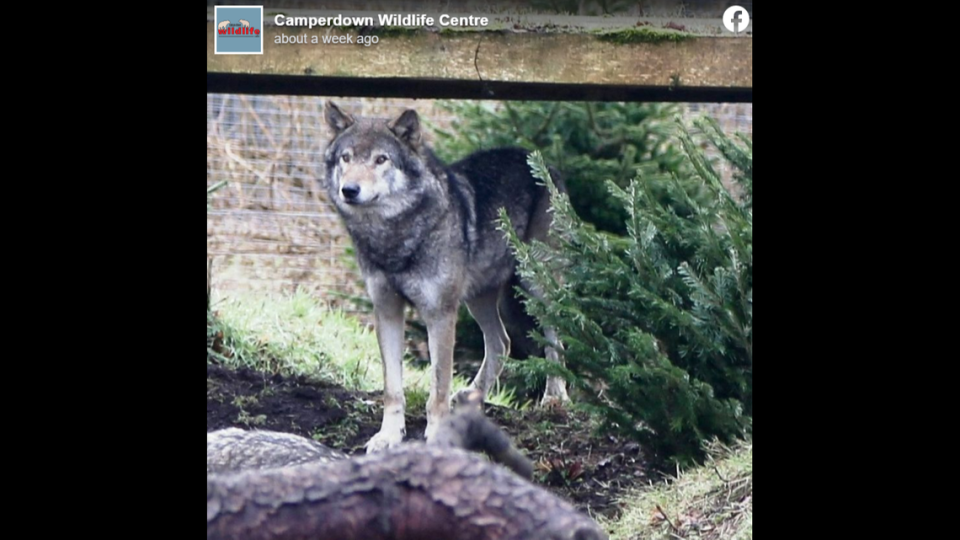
207, 362, 656, 520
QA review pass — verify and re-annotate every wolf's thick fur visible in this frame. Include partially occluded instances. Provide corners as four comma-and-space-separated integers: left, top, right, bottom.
207, 428, 347, 474
322, 102, 569, 453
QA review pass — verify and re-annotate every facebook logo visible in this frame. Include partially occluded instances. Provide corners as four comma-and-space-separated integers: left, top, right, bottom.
723, 6, 751, 34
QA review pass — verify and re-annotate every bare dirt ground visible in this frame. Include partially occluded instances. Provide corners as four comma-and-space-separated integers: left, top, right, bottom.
207, 362, 656, 520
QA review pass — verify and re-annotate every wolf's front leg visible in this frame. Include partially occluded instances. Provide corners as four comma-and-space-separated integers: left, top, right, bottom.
422, 307, 458, 442
365, 283, 407, 454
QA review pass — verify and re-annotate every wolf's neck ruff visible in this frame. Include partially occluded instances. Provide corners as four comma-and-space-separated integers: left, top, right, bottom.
346, 191, 446, 275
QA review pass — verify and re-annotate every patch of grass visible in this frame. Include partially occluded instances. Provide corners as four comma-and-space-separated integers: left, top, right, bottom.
211, 289, 388, 392
604, 440, 752, 540
210, 289, 466, 397
593, 27, 692, 44
438, 26, 506, 36
536, 453, 586, 487
236, 410, 267, 427
231, 395, 259, 408
533, 419, 557, 437
486, 384, 532, 411
322, 393, 341, 410
375, 26, 422, 37
404, 374, 471, 412
311, 406, 363, 450
404, 384, 429, 412
231, 394, 267, 427
211, 290, 538, 412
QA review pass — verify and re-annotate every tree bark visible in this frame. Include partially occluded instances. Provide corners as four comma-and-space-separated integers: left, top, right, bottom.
208, 444, 607, 540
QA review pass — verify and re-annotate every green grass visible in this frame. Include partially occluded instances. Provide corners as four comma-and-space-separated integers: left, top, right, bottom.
593, 26, 692, 44
210, 288, 392, 392
209, 289, 529, 409
485, 383, 533, 411
603, 440, 752, 540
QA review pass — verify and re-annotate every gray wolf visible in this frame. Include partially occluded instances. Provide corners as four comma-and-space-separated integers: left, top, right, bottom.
322, 101, 569, 453
207, 427, 346, 474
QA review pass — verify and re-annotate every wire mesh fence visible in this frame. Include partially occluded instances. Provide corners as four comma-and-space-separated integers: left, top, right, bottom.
206, 94, 751, 310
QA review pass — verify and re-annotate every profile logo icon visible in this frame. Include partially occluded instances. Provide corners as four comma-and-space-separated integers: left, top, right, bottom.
215, 5, 263, 55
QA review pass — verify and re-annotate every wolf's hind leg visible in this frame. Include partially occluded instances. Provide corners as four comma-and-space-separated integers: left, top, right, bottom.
516, 276, 570, 406
540, 325, 570, 405
455, 287, 511, 407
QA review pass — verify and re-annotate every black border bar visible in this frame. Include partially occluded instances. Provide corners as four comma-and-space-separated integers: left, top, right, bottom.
207, 72, 752, 103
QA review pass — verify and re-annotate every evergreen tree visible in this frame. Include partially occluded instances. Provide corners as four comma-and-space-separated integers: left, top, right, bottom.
499, 116, 752, 466
431, 101, 686, 235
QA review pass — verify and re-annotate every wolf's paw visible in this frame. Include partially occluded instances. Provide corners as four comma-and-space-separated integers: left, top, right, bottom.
539, 394, 569, 409
540, 376, 571, 408
364, 428, 404, 454
424, 420, 441, 443
540, 394, 570, 409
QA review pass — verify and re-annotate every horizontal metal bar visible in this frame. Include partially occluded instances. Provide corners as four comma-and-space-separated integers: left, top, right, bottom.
208, 73, 752, 103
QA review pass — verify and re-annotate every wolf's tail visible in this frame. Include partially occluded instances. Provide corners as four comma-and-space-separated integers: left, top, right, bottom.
499, 163, 567, 359
499, 274, 541, 359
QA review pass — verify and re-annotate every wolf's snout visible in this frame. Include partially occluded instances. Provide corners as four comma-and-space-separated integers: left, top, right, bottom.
341, 184, 361, 202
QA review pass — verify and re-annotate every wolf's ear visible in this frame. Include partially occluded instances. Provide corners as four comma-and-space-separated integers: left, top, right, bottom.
324, 101, 354, 135
389, 109, 422, 148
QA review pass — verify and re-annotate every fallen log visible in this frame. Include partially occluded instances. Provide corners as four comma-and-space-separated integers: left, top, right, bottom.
208, 390, 603, 539
207, 443, 606, 540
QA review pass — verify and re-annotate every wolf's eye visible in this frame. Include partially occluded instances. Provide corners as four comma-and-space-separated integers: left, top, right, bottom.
375, 155, 388, 165
341, 154, 351, 163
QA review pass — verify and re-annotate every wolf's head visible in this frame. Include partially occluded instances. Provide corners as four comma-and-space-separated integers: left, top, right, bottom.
322, 102, 434, 218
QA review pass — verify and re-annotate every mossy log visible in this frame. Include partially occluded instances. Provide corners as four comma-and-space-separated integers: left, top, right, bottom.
207, 21, 751, 88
